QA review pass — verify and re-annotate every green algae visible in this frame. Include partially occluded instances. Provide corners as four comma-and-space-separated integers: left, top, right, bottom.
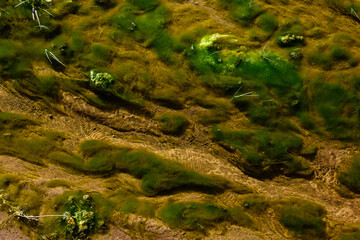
113, 3, 177, 62
275, 198, 327, 238
338, 155, 360, 194
0, 112, 69, 166
0, 173, 44, 217
45, 179, 71, 188
159, 201, 252, 232
212, 125, 312, 177
337, 229, 360, 240
50, 140, 251, 195
156, 111, 188, 135
218, 0, 263, 26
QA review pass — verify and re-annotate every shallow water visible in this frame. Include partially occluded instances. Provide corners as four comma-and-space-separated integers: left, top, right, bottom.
0, 0, 360, 239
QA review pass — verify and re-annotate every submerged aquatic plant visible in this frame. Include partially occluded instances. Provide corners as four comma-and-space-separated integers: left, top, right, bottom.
62, 195, 96, 239
259, 40, 275, 63
89, 70, 114, 89
14, 0, 53, 29
277, 33, 304, 47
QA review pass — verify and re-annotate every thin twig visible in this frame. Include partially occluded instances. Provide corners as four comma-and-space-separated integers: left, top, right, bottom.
45, 49, 66, 67
42, 8, 53, 17
0, 9, 10, 15
233, 91, 258, 98
17, 214, 67, 219
14, 1, 26, 8
351, 8, 360, 20
34, 9, 42, 29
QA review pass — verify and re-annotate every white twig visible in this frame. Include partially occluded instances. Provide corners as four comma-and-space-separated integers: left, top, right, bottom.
34, 9, 42, 29
14, 1, 26, 8
42, 8, 53, 17
0, 9, 10, 15
45, 49, 66, 67
18, 214, 67, 219
233, 91, 258, 98
351, 8, 360, 20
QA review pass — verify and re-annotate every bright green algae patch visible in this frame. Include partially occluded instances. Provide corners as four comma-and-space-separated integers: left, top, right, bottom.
187, 34, 303, 111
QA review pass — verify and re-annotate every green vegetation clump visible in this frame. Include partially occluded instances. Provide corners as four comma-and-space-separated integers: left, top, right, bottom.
52, 0, 80, 18
329, 45, 354, 64
0, 111, 34, 130
187, 33, 240, 75
212, 125, 312, 177
159, 202, 252, 232
0, 112, 72, 166
89, 70, 114, 89
157, 111, 188, 134
0, 174, 43, 217
128, 0, 159, 10
188, 35, 304, 112
338, 155, 360, 193
326, 0, 360, 21
242, 195, 269, 213
50, 140, 247, 195
258, 13, 278, 33
0, 39, 31, 78
337, 229, 360, 240
307, 42, 356, 70
218, 0, 263, 26
45, 179, 71, 188
277, 199, 326, 238
41, 190, 114, 239
308, 50, 333, 70
37, 76, 60, 98
310, 80, 358, 139
116, 196, 158, 218
113, 4, 178, 62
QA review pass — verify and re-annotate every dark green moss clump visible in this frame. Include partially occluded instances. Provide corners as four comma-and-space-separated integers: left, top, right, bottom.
338, 155, 360, 193
257, 13, 278, 33
0, 39, 31, 78
128, 0, 159, 10
242, 195, 269, 213
212, 125, 312, 177
117, 196, 158, 218
157, 111, 188, 134
50, 140, 249, 195
326, 0, 360, 22
113, 4, 178, 62
277, 199, 327, 238
218, 0, 263, 26
0, 111, 34, 130
159, 202, 252, 232
310, 80, 359, 139
0, 112, 69, 166
45, 179, 71, 188
337, 229, 360, 240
